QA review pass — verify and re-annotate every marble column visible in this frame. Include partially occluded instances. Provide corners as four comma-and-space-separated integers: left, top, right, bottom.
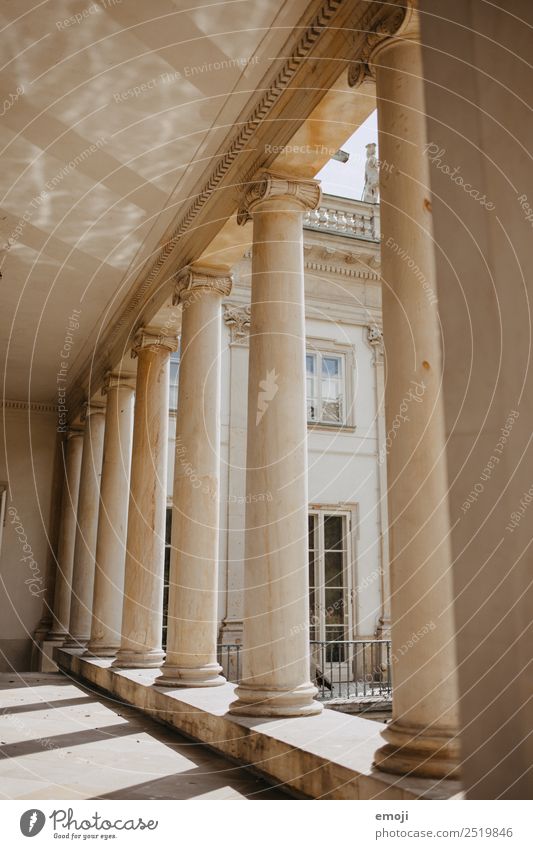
113, 329, 178, 669
156, 266, 231, 687
64, 403, 106, 649
349, 3, 460, 778
48, 428, 84, 641
229, 171, 322, 717
85, 372, 135, 656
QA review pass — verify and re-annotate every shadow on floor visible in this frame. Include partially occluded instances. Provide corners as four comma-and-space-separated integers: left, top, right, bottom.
0, 673, 290, 800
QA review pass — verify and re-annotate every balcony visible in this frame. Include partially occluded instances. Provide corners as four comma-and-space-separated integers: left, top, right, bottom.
303, 195, 380, 242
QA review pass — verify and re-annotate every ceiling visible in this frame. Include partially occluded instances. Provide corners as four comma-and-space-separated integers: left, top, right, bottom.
0, 0, 312, 402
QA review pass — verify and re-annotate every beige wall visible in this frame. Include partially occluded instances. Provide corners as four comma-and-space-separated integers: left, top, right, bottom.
0, 406, 59, 671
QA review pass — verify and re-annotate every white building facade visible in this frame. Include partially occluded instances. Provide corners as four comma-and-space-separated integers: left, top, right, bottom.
166, 196, 389, 664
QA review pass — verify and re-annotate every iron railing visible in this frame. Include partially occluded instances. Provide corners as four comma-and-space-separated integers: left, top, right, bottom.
310, 639, 391, 701
217, 639, 392, 702
217, 643, 242, 684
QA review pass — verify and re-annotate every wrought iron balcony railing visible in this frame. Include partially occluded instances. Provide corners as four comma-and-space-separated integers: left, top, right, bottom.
217, 638, 392, 702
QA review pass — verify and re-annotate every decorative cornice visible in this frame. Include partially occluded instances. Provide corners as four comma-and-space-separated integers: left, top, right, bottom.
223, 303, 252, 345
102, 371, 136, 394
1, 399, 57, 413
348, 1, 417, 88
237, 170, 321, 224
174, 266, 233, 306
304, 257, 380, 281
132, 328, 179, 358
241, 242, 381, 281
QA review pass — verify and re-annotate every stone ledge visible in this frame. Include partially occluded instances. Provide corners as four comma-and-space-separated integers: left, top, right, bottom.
55, 649, 462, 801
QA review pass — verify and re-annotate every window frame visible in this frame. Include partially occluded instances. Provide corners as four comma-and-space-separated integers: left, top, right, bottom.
169, 349, 180, 413
306, 338, 356, 431
308, 504, 358, 646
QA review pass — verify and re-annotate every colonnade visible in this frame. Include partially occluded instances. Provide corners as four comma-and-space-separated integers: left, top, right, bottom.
49, 3, 459, 779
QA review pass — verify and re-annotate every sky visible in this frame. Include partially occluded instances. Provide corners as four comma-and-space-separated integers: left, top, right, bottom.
316, 109, 378, 200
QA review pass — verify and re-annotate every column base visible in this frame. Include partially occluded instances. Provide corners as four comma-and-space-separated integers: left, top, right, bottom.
61, 636, 89, 652
154, 662, 225, 688
84, 643, 119, 658
46, 631, 68, 644
374, 720, 461, 780
229, 681, 323, 717
112, 649, 165, 669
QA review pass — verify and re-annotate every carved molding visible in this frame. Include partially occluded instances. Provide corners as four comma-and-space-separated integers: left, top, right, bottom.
348, 1, 417, 88
0, 399, 57, 413
174, 266, 233, 306
102, 371, 136, 394
223, 304, 252, 345
305, 258, 379, 281
132, 328, 179, 358
237, 170, 321, 224
367, 324, 384, 363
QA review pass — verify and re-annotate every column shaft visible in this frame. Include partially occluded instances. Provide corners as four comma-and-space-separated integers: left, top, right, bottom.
368, 19, 460, 778
229, 172, 322, 717
86, 375, 135, 656
113, 330, 176, 669
156, 268, 231, 687
48, 429, 84, 640
64, 405, 105, 648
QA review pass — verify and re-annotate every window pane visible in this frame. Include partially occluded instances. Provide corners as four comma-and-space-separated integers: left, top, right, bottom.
325, 551, 344, 586
306, 354, 316, 374
321, 376, 340, 400
322, 356, 340, 377
325, 588, 344, 624
324, 515, 344, 550
169, 352, 180, 411
325, 626, 345, 661
308, 552, 316, 590
165, 507, 173, 544
308, 514, 316, 548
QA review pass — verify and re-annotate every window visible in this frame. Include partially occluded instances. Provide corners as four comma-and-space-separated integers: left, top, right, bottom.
162, 506, 172, 648
169, 350, 180, 411
308, 509, 353, 661
0, 484, 6, 554
306, 350, 346, 425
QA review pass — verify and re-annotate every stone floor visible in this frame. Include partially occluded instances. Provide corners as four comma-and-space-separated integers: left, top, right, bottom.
0, 673, 289, 800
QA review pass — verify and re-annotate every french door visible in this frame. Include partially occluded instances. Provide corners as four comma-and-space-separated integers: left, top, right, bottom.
308, 509, 353, 673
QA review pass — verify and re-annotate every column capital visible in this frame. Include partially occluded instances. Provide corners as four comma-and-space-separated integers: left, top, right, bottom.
102, 371, 136, 394
80, 400, 106, 422
66, 426, 84, 440
237, 170, 321, 225
131, 327, 179, 358
348, 1, 418, 88
173, 265, 233, 306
